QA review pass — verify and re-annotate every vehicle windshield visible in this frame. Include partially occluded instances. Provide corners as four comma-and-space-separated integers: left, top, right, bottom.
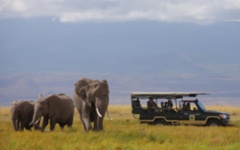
197, 101, 206, 111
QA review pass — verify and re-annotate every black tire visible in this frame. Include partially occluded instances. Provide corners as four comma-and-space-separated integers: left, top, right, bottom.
154, 119, 165, 126
207, 120, 220, 126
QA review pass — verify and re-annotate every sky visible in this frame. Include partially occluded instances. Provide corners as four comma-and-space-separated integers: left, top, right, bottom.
0, 0, 240, 106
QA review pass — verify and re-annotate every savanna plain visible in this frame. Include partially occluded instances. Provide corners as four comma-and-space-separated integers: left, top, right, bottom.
0, 106, 240, 150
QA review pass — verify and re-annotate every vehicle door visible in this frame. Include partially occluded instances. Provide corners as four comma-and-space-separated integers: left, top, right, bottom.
178, 101, 204, 125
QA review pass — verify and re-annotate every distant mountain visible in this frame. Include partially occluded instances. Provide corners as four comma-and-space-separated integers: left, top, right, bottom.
0, 72, 239, 106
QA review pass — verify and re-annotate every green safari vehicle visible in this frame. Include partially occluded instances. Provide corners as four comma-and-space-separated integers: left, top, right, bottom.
131, 92, 231, 126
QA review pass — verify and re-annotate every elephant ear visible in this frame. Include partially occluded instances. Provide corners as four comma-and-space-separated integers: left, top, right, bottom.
91, 80, 109, 99
93, 80, 109, 96
75, 78, 92, 106
46, 95, 59, 118
102, 80, 110, 94
11, 101, 17, 113
12, 100, 17, 105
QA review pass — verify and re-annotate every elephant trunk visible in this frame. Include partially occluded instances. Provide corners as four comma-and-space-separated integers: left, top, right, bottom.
32, 108, 41, 129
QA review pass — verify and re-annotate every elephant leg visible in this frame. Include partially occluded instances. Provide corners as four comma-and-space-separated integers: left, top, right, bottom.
33, 118, 41, 130
20, 120, 24, 131
59, 123, 65, 129
41, 117, 49, 131
67, 117, 73, 128
25, 121, 32, 131
34, 125, 42, 131
94, 117, 103, 131
67, 122, 72, 128
77, 104, 92, 131
17, 124, 21, 131
25, 126, 32, 131
23, 119, 31, 131
50, 119, 56, 131
17, 120, 21, 129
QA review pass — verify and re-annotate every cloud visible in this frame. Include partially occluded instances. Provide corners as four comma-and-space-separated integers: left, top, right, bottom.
0, 0, 240, 23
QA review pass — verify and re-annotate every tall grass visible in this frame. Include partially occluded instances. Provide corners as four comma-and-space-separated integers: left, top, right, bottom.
0, 106, 240, 150
206, 106, 240, 116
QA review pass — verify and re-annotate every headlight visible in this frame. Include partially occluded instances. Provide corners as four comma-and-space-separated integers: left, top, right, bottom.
219, 114, 227, 119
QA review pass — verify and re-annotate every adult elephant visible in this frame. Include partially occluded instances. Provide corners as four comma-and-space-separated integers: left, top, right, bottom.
73, 78, 109, 131
31, 93, 74, 131
11, 100, 35, 131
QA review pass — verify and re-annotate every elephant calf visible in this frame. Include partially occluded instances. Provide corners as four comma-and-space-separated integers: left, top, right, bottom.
32, 93, 74, 131
10, 100, 35, 131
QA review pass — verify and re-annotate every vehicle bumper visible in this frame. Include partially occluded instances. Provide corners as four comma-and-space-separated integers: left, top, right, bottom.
220, 118, 231, 126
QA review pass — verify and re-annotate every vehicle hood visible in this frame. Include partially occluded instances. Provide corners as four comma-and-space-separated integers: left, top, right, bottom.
206, 110, 229, 115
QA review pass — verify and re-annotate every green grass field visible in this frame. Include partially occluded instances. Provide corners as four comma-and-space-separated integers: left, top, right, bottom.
1, 106, 240, 150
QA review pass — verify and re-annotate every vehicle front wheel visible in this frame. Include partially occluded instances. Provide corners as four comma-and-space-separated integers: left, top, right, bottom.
207, 120, 220, 126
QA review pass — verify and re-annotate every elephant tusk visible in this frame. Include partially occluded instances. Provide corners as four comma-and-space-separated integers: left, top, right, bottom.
29, 121, 33, 126
34, 118, 40, 124
96, 107, 102, 118
38, 93, 43, 100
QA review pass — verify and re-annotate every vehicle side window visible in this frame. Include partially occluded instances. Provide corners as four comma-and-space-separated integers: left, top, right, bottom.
183, 102, 198, 111
190, 103, 199, 111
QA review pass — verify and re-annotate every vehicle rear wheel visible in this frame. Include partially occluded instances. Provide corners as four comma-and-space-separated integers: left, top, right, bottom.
207, 120, 220, 126
154, 119, 165, 126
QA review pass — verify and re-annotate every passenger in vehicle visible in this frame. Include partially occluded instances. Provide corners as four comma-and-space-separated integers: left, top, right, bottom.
166, 99, 176, 112
187, 102, 190, 110
165, 102, 168, 108
183, 102, 191, 111
133, 98, 141, 108
147, 97, 160, 112
167, 99, 173, 110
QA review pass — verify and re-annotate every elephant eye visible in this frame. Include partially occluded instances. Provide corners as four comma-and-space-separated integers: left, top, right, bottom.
103, 94, 108, 98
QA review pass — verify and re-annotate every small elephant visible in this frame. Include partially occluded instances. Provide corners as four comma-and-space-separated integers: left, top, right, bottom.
73, 78, 110, 131
10, 100, 35, 131
31, 93, 74, 131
